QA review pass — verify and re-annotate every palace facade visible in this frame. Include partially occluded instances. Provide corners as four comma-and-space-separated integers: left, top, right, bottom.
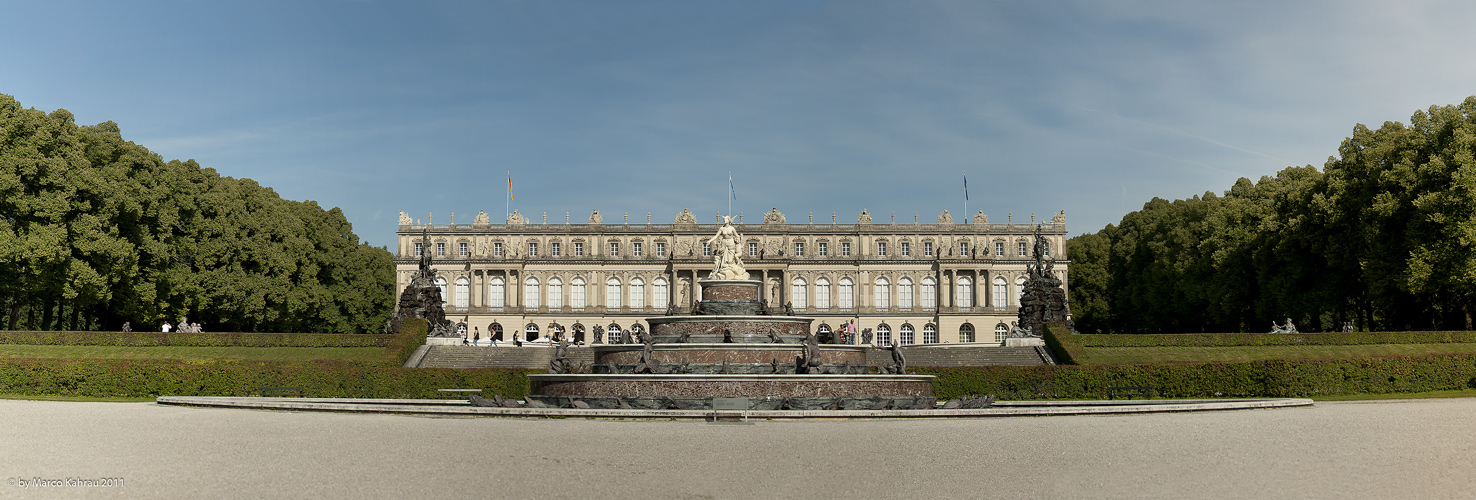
393, 207, 1069, 346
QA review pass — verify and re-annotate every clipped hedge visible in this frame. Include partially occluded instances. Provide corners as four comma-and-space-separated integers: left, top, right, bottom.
0, 330, 397, 348
1075, 330, 1476, 348
0, 359, 533, 399
919, 353, 1476, 400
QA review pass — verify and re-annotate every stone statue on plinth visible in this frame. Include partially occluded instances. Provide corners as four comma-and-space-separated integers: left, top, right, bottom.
710, 216, 747, 280
385, 231, 455, 337
1015, 225, 1069, 337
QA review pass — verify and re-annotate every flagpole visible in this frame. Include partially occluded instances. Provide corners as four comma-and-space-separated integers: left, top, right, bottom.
506, 171, 511, 222
963, 170, 968, 224
728, 171, 733, 219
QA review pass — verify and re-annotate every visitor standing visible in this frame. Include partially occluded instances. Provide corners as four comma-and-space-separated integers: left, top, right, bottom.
162, 321, 172, 333
472, 327, 481, 347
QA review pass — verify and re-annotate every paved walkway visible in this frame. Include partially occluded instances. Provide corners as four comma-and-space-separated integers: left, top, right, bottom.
3, 398, 1474, 498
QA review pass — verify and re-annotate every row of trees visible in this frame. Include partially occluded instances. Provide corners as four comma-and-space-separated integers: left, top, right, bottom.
1, 94, 395, 333
1068, 96, 1476, 334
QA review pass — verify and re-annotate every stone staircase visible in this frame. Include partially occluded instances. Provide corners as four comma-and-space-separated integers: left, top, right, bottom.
415, 344, 1051, 369
865, 345, 1053, 367
415, 346, 597, 369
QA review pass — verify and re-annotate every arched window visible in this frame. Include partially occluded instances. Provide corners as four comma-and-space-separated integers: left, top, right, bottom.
606, 323, 622, 344
629, 323, 645, 339
454, 277, 469, 308
523, 277, 539, 309
524, 323, 539, 341
922, 324, 938, 344
993, 277, 1008, 308
898, 277, 914, 309
898, 324, 914, 345
995, 323, 1009, 342
571, 323, 585, 343
921, 277, 936, 308
456, 323, 467, 335
606, 278, 622, 309
960, 323, 975, 343
488, 276, 506, 308
957, 277, 973, 308
547, 277, 563, 309
1015, 276, 1027, 306
571, 277, 586, 309
629, 278, 645, 309
791, 278, 807, 309
875, 277, 891, 309
876, 324, 892, 347
435, 277, 448, 306
653, 278, 668, 310
489, 322, 503, 341
838, 277, 854, 309
815, 278, 831, 310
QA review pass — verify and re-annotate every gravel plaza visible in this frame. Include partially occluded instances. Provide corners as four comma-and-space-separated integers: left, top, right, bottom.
3, 397, 1474, 499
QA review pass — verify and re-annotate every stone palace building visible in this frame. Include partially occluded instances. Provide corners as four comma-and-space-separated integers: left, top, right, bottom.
393, 207, 1069, 346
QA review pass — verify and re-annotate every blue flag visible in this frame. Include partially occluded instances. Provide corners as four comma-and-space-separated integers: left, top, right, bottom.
963, 173, 969, 201
730, 172, 736, 200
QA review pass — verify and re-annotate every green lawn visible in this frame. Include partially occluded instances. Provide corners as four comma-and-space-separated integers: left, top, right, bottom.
0, 344, 388, 362
1075, 343, 1476, 365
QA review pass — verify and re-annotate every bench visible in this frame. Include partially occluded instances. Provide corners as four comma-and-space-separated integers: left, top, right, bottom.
437, 388, 483, 400
258, 387, 304, 398
1106, 386, 1154, 400
709, 397, 750, 422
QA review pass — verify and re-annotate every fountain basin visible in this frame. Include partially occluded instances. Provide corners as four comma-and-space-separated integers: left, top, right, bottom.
527, 373, 936, 410
646, 315, 814, 343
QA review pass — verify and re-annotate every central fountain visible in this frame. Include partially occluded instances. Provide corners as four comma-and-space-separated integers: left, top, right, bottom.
526, 217, 936, 410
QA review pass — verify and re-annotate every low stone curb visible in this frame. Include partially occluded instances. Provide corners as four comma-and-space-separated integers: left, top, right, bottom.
155, 396, 1313, 419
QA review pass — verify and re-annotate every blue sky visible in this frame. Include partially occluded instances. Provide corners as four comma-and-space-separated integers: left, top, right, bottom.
6, 1, 1476, 251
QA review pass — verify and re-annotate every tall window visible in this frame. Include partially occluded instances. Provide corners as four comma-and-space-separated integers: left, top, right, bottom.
435, 277, 447, 305
523, 278, 539, 308
841, 242, 851, 257
606, 278, 621, 309
653, 278, 668, 310
629, 278, 645, 309
838, 277, 854, 309
791, 278, 808, 309
993, 277, 1008, 308
414, 242, 423, 257
436, 243, 445, 257
606, 324, 622, 344
874, 277, 891, 309
547, 277, 563, 309
900, 241, 910, 256
898, 277, 913, 309
922, 324, 938, 344
815, 278, 831, 310
1043, 240, 1051, 257
921, 277, 936, 308
458, 242, 468, 257
923, 242, 933, 256
995, 323, 1009, 342
818, 242, 828, 256
609, 242, 620, 257
1018, 241, 1027, 257
959, 323, 976, 343
633, 242, 643, 257
958, 241, 968, 258
876, 324, 892, 347
574, 241, 584, 256
877, 242, 887, 257
748, 241, 758, 257
702, 241, 712, 257
454, 277, 469, 308
488, 277, 506, 308
996, 242, 1005, 257
899, 324, 915, 345
527, 242, 537, 257
551, 242, 561, 257
655, 241, 665, 257
493, 242, 503, 257
794, 242, 805, 257
1016, 276, 1027, 305
957, 277, 973, 308
571, 277, 586, 309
